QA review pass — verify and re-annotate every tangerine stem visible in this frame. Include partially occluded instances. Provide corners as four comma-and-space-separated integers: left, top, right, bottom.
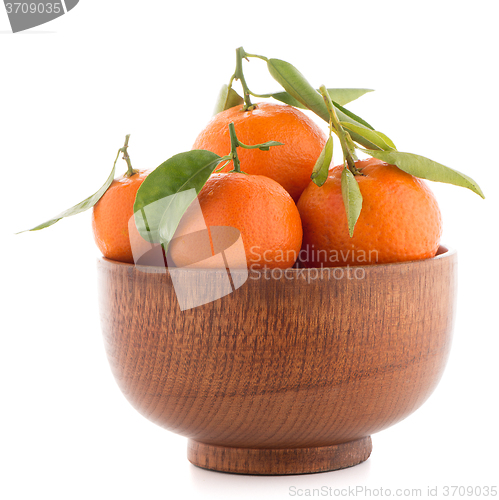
244, 52, 269, 62
234, 47, 257, 111
228, 122, 242, 173
121, 134, 138, 177
319, 86, 360, 175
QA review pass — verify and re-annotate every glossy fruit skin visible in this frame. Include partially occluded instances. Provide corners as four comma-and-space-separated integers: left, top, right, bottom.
169, 173, 303, 270
192, 103, 327, 202
297, 158, 442, 267
92, 170, 150, 264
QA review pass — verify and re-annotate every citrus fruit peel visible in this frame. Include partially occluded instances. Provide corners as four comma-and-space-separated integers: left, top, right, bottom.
134, 122, 284, 253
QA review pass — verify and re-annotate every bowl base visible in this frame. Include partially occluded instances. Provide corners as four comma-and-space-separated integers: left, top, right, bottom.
187, 437, 372, 475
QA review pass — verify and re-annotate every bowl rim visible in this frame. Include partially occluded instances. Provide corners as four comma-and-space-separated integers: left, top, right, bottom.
98, 245, 455, 275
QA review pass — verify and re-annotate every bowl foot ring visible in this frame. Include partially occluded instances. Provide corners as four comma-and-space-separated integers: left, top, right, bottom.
187, 436, 372, 475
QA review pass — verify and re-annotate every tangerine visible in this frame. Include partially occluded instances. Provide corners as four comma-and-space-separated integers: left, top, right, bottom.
169, 172, 303, 270
92, 170, 150, 263
297, 157, 442, 267
192, 102, 327, 202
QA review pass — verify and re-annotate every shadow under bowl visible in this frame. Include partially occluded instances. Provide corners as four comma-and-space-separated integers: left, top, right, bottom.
97, 246, 456, 475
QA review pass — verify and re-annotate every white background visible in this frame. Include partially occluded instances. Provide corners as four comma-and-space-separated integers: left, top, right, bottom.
2, 1, 498, 499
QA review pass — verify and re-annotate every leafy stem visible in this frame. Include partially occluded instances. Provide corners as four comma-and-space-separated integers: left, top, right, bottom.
225, 122, 283, 174
234, 47, 256, 111
18, 135, 127, 232
133, 123, 283, 248
229, 47, 275, 109
121, 134, 138, 177
243, 51, 269, 63
264, 54, 483, 197
319, 85, 360, 175
228, 122, 243, 173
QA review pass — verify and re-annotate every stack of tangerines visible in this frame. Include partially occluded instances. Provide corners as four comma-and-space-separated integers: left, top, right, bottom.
92, 101, 444, 270
23, 48, 483, 272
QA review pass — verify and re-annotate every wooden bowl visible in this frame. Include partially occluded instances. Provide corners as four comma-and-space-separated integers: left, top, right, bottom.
97, 246, 456, 475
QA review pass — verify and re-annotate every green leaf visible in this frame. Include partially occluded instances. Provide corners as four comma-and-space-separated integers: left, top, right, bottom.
361, 149, 485, 198
17, 149, 119, 233
270, 91, 307, 109
327, 88, 374, 106
267, 58, 330, 121
213, 84, 244, 115
330, 101, 387, 150
375, 131, 397, 150
311, 136, 333, 187
341, 121, 395, 151
341, 168, 363, 237
271, 88, 373, 108
267, 58, 390, 152
133, 150, 222, 247
332, 100, 374, 130
266, 59, 383, 150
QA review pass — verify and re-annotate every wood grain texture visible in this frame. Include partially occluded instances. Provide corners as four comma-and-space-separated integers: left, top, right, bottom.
97, 246, 457, 475
187, 437, 372, 475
